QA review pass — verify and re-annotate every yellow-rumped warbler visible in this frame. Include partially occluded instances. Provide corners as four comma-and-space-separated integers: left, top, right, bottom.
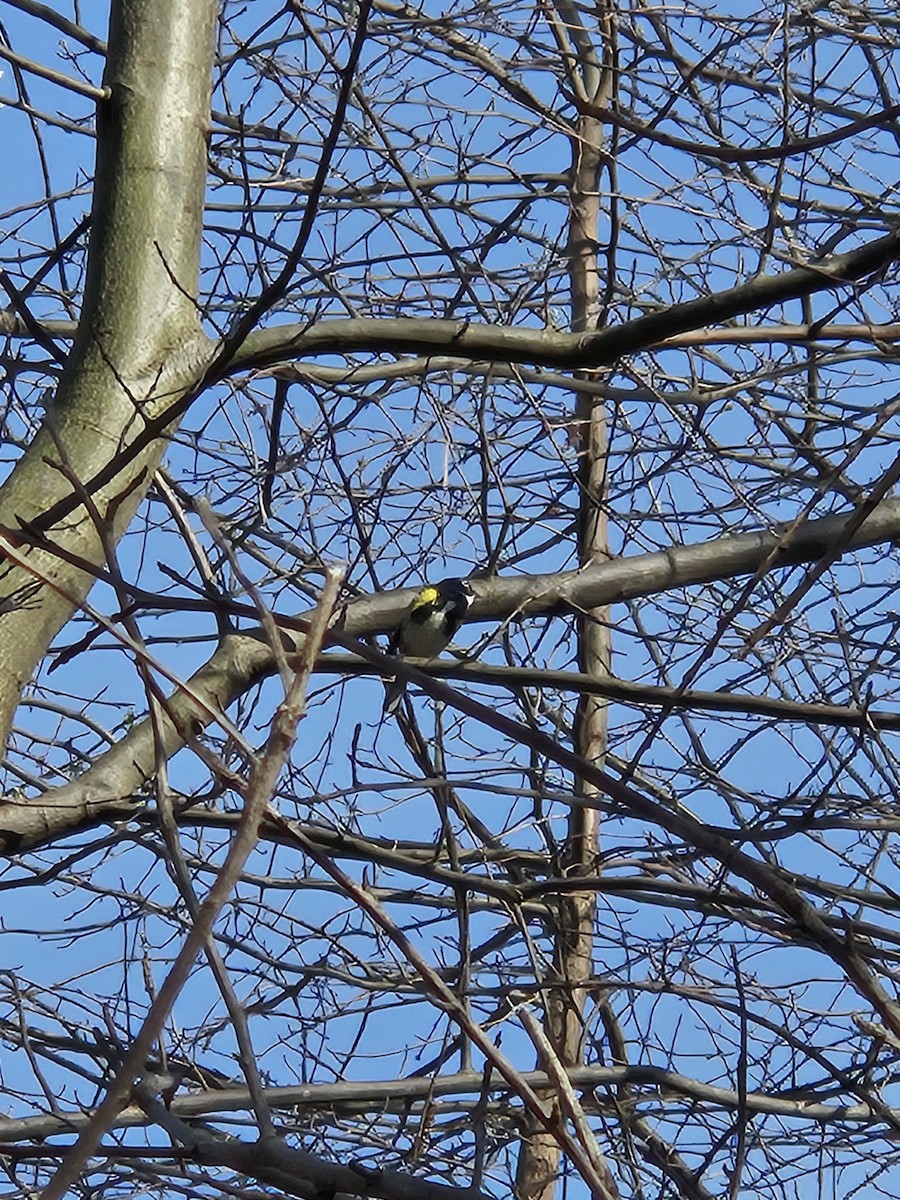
383, 578, 474, 714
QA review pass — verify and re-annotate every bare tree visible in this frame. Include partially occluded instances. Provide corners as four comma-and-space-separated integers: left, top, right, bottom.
2, 2, 900, 1198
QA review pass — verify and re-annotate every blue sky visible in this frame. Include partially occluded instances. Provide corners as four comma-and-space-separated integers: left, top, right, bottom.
4, 3, 900, 1198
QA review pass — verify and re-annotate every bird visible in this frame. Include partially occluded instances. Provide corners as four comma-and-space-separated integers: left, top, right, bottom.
383, 577, 474, 715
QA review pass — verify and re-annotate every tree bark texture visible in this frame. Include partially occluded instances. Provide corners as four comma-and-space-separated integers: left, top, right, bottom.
0, 0, 217, 746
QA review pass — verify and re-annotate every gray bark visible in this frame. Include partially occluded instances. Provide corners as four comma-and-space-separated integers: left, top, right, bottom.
0, 0, 217, 746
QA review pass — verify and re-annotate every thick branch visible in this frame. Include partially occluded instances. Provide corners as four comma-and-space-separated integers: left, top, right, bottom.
231, 229, 900, 373
0, 1064, 891, 1145
5, 496, 900, 852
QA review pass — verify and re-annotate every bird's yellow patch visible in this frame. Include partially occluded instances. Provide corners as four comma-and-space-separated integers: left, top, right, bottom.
417, 586, 439, 604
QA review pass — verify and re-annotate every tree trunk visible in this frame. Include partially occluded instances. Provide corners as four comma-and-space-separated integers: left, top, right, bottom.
0, 0, 217, 747
515, 5, 616, 1190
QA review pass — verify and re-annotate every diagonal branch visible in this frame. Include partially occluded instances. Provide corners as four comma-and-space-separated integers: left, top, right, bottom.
5, 495, 900, 853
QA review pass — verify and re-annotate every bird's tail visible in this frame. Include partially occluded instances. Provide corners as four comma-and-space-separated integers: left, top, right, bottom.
383, 676, 405, 715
